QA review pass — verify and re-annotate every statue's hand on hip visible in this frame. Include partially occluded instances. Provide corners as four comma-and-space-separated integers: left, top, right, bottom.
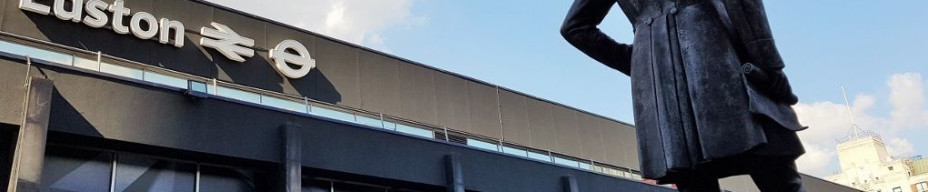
742, 63, 799, 105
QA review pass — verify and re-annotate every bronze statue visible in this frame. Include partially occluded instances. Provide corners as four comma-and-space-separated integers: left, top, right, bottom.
561, 0, 807, 191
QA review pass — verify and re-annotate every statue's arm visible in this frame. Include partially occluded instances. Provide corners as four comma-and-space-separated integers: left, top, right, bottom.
560, 0, 633, 76
720, 0, 784, 70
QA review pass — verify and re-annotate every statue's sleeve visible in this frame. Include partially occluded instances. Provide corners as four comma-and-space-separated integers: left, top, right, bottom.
720, 0, 785, 70
560, 0, 633, 76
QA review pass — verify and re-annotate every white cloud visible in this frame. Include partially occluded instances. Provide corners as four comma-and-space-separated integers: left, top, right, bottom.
793, 73, 928, 178
203, 0, 425, 51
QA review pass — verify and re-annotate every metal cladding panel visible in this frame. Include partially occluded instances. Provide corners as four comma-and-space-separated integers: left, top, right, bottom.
617, 121, 640, 170
41, 68, 280, 162
467, 82, 500, 139
150, 0, 217, 78
359, 51, 401, 115
0, 60, 26, 125
578, 113, 606, 162
498, 90, 531, 146
396, 62, 438, 125
601, 118, 629, 168
212, 8, 268, 50
526, 98, 556, 151
266, 24, 318, 97
553, 107, 583, 158
153, 0, 214, 33
434, 74, 471, 133
0, 0, 6, 29
312, 38, 360, 106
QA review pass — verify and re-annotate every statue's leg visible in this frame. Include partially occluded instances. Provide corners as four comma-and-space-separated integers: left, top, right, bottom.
675, 174, 721, 192
748, 160, 805, 192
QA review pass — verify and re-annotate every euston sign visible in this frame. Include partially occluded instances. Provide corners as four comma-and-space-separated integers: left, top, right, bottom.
18, 0, 316, 79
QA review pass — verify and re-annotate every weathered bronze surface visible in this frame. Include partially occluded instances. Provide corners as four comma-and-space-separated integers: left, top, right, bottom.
561, 0, 806, 190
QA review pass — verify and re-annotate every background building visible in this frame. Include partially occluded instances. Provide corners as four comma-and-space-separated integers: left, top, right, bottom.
826, 130, 928, 192
0, 0, 857, 191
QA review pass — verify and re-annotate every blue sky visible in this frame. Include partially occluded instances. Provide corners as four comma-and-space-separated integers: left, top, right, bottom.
208, 0, 928, 177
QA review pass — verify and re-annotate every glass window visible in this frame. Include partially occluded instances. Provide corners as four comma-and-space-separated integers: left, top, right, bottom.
395, 124, 434, 139
0, 40, 73, 65
309, 104, 356, 122
527, 151, 551, 162
216, 86, 261, 104
893, 187, 902, 192
578, 162, 592, 170
114, 154, 196, 192
501, 146, 528, 157
40, 147, 112, 192
73, 57, 100, 70
917, 182, 928, 192
354, 114, 385, 128
466, 138, 499, 151
261, 96, 307, 113
553, 156, 580, 168
143, 71, 188, 89
199, 165, 266, 192
188, 81, 209, 94
100, 62, 144, 79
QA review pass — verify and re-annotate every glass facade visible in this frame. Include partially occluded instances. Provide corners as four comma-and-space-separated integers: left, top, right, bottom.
40, 146, 269, 192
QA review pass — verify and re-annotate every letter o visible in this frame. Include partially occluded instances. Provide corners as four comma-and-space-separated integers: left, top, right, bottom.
130, 12, 158, 39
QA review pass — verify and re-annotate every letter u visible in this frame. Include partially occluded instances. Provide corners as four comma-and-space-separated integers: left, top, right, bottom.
54, 0, 83, 22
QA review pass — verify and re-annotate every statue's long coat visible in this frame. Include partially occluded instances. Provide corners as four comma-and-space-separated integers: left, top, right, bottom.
561, 0, 805, 183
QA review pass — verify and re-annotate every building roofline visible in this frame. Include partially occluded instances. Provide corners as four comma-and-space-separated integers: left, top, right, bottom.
189, 0, 636, 128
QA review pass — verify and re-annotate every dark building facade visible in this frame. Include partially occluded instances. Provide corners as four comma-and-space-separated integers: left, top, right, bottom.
0, 0, 858, 191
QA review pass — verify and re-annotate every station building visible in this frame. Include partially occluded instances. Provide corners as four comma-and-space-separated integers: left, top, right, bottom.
0, 0, 860, 191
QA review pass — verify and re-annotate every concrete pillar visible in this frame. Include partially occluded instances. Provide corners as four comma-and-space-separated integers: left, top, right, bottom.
7, 77, 54, 192
445, 154, 464, 192
562, 176, 579, 192
281, 123, 302, 192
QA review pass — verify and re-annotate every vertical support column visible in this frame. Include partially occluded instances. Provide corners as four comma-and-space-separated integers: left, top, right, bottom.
445, 154, 464, 192
562, 176, 579, 192
280, 123, 302, 192
7, 77, 54, 192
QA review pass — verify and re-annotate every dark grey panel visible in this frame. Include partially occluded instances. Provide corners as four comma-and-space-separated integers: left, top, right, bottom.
499, 90, 531, 146
211, 8, 267, 50
527, 98, 556, 151
122, 0, 155, 16
434, 74, 470, 133
266, 23, 318, 97
553, 107, 583, 158
0, 0, 7, 30
153, 0, 214, 32
312, 38, 360, 106
359, 51, 400, 115
0, 59, 26, 125
578, 113, 605, 162
43, 68, 280, 162
466, 82, 500, 139
148, 31, 218, 78
3, 0, 62, 41
396, 61, 438, 125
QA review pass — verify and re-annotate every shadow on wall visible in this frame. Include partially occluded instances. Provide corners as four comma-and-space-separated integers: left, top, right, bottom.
24, 11, 343, 105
